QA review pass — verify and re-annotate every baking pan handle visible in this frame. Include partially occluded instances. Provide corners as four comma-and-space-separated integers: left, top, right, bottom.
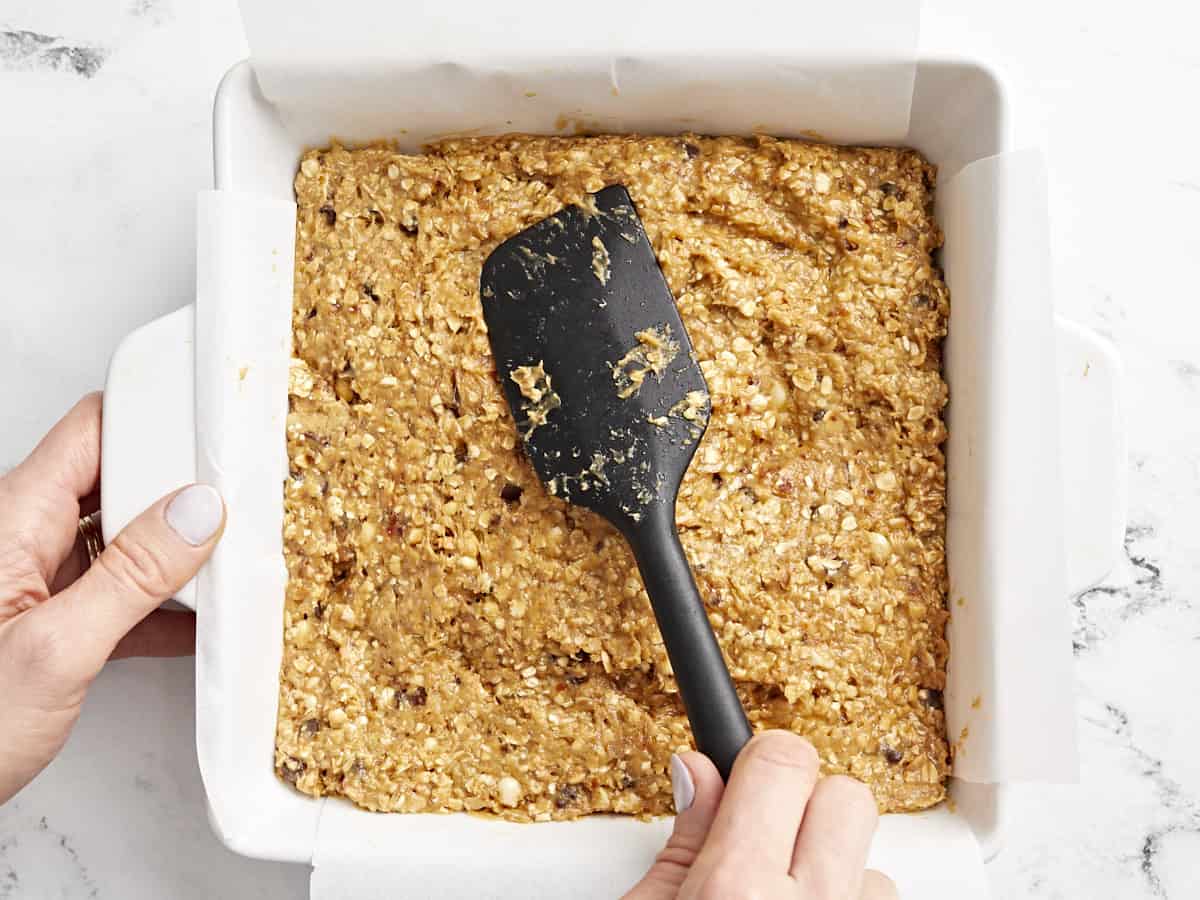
100, 304, 199, 609
1055, 316, 1127, 595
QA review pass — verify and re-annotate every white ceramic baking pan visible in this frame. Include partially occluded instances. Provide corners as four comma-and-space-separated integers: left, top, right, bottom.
100, 26, 1126, 897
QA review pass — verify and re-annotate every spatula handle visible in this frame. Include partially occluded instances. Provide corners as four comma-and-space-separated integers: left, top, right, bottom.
628, 506, 753, 781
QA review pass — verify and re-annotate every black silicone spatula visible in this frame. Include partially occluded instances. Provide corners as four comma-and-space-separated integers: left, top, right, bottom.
480, 184, 752, 780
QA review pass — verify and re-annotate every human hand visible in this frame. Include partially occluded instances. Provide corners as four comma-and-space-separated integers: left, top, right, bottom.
625, 731, 897, 899
0, 393, 225, 804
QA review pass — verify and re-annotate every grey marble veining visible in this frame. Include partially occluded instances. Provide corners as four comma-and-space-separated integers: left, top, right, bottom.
1073, 525, 1172, 656
0, 814, 100, 899
0, 30, 109, 78
1, 1, 1199, 898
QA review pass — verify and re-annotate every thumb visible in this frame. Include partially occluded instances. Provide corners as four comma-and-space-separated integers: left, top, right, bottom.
623, 752, 725, 899
44, 483, 224, 677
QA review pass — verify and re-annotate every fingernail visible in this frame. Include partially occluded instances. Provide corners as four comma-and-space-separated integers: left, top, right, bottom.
670, 754, 694, 814
165, 484, 224, 546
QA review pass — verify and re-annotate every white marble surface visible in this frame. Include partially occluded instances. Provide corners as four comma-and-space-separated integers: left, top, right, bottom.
1, 1, 1197, 897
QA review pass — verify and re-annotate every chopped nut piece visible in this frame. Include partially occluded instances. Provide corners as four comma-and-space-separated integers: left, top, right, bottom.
866, 531, 891, 564
497, 776, 522, 808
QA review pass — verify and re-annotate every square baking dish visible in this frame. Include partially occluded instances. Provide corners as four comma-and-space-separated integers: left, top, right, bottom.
99, 42, 1125, 897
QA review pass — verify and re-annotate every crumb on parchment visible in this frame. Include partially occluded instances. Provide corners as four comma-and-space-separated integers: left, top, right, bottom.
277, 134, 951, 822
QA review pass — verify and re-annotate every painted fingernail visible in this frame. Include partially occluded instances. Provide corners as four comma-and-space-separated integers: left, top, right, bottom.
165, 484, 224, 546
670, 754, 694, 814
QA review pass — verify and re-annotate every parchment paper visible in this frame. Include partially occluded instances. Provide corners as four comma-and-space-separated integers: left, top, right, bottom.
239, 0, 920, 149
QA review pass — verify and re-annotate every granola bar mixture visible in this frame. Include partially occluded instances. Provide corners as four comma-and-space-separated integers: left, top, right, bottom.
276, 134, 951, 820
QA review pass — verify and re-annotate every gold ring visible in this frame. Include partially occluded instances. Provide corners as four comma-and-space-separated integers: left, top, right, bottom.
78, 511, 104, 566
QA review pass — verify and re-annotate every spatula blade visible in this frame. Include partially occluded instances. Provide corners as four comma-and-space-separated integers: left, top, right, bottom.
480, 185, 710, 533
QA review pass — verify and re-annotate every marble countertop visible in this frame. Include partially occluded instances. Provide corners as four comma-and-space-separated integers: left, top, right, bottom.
2, 1, 1197, 897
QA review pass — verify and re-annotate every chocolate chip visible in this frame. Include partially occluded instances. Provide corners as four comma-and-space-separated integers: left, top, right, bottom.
554, 783, 583, 809
305, 307, 318, 319
331, 554, 355, 585
837, 217, 849, 229
500, 482, 523, 504
454, 440, 469, 464
812, 409, 826, 422
362, 283, 380, 302
319, 204, 336, 226
278, 757, 306, 785
384, 511, 406, 537
920, 688, 944, 710
683, 142, 700, 159
396, 685, 427, 708
301, 718, 321, 737
881, 744, 903, 764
